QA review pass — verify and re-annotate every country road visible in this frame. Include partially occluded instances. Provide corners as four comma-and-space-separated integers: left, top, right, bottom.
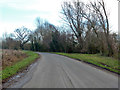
10, 53, 118, 88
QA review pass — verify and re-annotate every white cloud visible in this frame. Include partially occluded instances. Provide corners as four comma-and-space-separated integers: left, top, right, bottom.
0, 0, 62, 12
0, 21, 36, 37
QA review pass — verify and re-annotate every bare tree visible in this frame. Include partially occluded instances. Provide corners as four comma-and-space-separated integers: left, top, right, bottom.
14, 26, 31, 50
61, 0, 85, 51
89, 0, 113, 56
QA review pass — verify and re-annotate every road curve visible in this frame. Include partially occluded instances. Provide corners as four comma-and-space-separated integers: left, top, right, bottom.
22, 53, 118, 88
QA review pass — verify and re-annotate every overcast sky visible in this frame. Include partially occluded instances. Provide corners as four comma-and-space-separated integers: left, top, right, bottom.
0, 0, 118, 37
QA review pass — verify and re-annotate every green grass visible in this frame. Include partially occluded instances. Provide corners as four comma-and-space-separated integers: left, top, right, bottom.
2, 51, 39, 80
54, 53, 120, 74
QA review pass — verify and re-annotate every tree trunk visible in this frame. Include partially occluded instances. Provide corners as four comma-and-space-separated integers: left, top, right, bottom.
20, 43, 24, 50
106, 35, 113, 56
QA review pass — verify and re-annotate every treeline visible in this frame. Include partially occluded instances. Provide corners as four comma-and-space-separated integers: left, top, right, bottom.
2, 21, 79, 53
2, 0, 120, 59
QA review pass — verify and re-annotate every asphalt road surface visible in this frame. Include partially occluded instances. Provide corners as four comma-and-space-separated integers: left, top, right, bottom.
22, 53, 118, 88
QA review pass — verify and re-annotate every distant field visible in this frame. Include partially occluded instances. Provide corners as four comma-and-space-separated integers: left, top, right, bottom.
2, 50, 39, 80
54, 53, 120, 74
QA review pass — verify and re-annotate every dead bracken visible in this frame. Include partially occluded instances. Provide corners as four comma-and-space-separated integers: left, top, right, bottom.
2, 49, 27, 70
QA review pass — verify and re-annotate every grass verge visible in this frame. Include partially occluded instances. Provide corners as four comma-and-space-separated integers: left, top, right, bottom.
54, 53, 120, 74
2, 51, 39, 80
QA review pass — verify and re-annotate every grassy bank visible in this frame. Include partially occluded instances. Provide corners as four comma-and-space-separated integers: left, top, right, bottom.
2, 49, 27, 70
54, 53, 119, 74
2, 51, 39, 80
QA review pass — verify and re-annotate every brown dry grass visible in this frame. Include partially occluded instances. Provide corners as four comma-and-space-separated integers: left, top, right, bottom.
2, 49, 27, 70
0, 49, 2, 71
